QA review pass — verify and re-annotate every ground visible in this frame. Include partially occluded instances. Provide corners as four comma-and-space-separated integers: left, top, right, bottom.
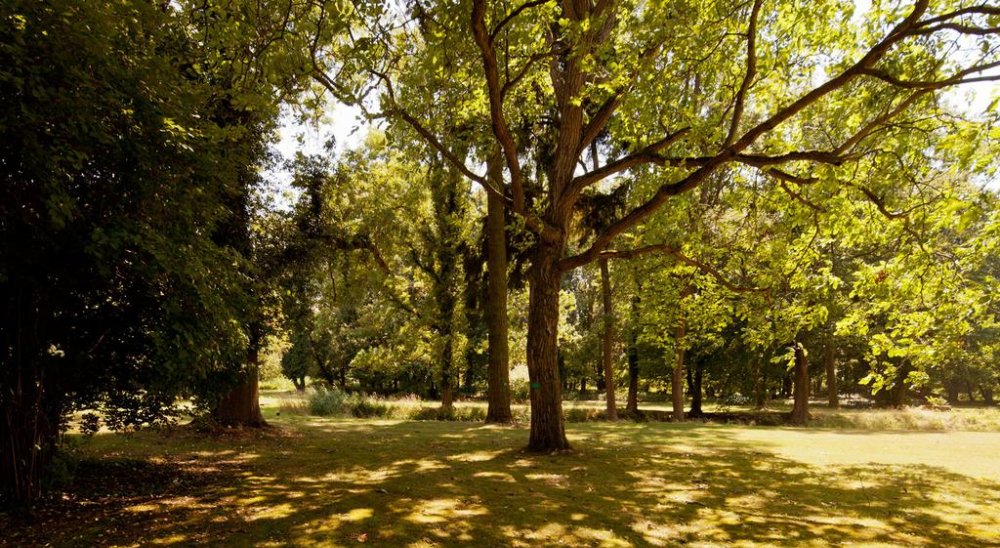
3, 397, 1000, 547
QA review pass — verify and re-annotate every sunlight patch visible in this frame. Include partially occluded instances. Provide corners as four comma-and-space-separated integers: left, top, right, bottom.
405, 498, 488, 524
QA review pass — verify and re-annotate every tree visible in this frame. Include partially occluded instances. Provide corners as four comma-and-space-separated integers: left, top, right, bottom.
313, 0, 999, 449
0, 0, 291, 502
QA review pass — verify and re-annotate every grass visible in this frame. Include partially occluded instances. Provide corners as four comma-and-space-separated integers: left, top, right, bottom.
4, 397, 1000, 547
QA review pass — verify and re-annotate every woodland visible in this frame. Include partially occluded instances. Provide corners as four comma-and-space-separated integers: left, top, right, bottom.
2, 0, 1000, 545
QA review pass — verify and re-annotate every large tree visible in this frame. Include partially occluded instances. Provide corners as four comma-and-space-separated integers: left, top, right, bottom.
306, 0, 1000, 449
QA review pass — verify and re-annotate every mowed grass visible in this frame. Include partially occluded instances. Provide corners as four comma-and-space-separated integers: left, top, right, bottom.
4, 403, 1000, 547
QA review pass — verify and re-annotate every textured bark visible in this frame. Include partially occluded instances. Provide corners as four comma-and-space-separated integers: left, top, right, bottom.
825, 340, 839, 408
599, 259, 618, 420
789, 344, 810, 425
672, 316, 686, 421
526, 246, 569, 451
212, 346, 266, 427
484, 163, 512, 422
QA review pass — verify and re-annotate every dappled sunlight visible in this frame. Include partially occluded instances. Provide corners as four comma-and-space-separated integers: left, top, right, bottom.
12, 418, 1000, 546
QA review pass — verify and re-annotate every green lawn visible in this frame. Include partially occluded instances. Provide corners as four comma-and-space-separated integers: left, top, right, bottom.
4, 403, 1000, 547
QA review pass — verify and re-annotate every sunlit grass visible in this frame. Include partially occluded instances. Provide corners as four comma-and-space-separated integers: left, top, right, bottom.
6, 399, 1000, 547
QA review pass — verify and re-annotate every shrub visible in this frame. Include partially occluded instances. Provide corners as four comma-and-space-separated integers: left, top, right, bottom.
308, 387, 349, 416
350, 398, 390, 418
510, 380, 531, 403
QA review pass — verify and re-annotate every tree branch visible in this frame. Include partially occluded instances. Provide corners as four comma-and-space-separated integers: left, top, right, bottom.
601, 244, 764, 293
724, 0, 763, 147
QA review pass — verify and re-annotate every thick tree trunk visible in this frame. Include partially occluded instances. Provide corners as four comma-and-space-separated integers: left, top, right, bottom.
672, 316, 686, 421
825, 339, 839, 408
484, 154, 512, 423
212, 346, 266, 427
293, 377, 306, 392
789, 343, 810, 425
525, 246, 569, 451
599, 259, 617, 420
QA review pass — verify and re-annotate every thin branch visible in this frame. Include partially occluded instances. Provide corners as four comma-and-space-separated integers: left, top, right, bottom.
490, 0, 554, 40
601, 244, 765, 293
725, 0, 763, 147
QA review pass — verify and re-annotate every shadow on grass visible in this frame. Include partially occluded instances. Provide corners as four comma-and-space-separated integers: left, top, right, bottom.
3, 420, 998, 547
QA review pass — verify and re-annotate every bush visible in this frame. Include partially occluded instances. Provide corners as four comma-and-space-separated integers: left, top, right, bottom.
510, 380, 531, 403
308, 387, 349, 416
350, 398, 390, 418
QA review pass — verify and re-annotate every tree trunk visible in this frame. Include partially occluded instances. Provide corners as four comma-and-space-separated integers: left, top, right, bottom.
212, 345, 266, 427
626, 331, 639, 414
672, 316, 686, 421
789, 343, 810, 425
754, 354, 767, 409
825, 338, 839, 408
599, 259, 617, 420
890, 361, 912, 407
525, 246, 569, 451
689, 363, 703, 417
981, 386, 995, 406
1, 353, 62, 505
946, 382, 960, 405
440, 334, 455, 411
484, 154, 512, 423
293, 377, 306, 392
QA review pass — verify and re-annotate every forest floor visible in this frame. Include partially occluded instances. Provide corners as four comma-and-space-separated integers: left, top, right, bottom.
3, 398, 1000, 547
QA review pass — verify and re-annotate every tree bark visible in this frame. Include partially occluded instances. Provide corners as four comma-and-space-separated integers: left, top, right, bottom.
525, 245, 569, 451
599, 259, 618, 420
789, 343, 810, 425
484, 152, 512, 423
212, 344, 266, 427
825, 337, 839, 408
672, 316, 686, 421
689, 362, 704, 417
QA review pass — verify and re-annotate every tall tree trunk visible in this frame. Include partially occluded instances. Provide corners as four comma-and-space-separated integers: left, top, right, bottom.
484, 154, 511, 423
440, 335, 455, 411
689, 363, 704, 417
526, 245, 569, 451
626, 330, 640, 414
599, 259, 618, 420
212, 342, 266, 427
789, 343, 810, 425
825, 338, 839, 408
672, 316, 686, 421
